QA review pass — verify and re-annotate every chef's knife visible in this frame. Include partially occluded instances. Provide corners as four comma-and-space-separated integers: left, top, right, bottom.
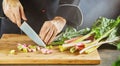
20, 21, 46, 47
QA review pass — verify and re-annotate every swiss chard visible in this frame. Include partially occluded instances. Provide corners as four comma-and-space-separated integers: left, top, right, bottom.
51, 16, 120, 54
80, 16, 120, 54
51, 26, 90, 45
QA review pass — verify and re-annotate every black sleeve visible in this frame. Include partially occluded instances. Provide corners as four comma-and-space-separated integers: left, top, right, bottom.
0, 0, 2, 16
56, 0, 82, 29
59, 0, 80, 5
0, 0, 3, 17
0, 0, 3, 35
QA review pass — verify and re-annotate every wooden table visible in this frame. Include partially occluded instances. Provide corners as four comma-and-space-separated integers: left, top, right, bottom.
0, 34, 101, 64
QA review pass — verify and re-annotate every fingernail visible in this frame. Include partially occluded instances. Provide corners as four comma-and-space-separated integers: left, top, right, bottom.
23, 17, 27, 21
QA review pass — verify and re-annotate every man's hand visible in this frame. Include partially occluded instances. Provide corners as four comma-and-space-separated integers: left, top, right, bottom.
39, 16, 66, 44
2, 0, 27, 27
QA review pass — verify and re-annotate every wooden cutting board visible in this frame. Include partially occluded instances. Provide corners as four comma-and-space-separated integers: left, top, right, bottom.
0, 34, 101, 64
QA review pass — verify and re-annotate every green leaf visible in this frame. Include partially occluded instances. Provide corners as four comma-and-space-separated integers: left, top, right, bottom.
51, 26, 90, 45
92, 17, 116, 39
112, 59, 120, 66
117, 43, 120, 50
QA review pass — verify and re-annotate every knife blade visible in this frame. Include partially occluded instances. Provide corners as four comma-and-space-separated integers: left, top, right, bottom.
20, 21, 46, 47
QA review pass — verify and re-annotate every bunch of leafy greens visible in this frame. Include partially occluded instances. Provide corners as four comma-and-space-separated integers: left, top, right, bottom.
107, 26, 120, 50
77, 16, 120, 53
79, 26, 120, 54
51, 16, 120, 53
74, 16, 120, 43
51, 26, 90, 45
56, 16, 120, 53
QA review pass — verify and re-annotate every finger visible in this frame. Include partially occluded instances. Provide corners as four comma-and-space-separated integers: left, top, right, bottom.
6, 12, 16, 23
2, 3, 16, 23
20, 6, 27, 21
39, 22, 50, 40
14, 8, 21, 27
44, 26, 54, 44
48, 27, 58, 44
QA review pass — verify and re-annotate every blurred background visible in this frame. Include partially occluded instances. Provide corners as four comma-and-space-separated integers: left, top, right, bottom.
79, 0, 120, 29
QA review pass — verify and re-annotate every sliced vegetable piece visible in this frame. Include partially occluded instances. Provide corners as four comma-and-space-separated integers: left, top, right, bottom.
36, 46, 41, 51
17, 43, 23, 50
9, 50, 16, 54
46, 45, 53, 49
70, 47, 76, 53
23, 48, 28, 53
75, 43, 85, 50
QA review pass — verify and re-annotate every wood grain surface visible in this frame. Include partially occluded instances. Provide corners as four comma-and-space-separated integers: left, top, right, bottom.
0, 34, 101, 64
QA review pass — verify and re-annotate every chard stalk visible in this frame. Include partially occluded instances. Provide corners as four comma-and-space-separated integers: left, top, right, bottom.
80, 27, 116, 54
80, 39, 118, 54
86, 27, 115, 46
59, 40, 91, 52
73, 31, 94, 43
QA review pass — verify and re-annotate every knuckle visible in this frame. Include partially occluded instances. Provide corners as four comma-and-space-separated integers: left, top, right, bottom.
4, 9, 10, 14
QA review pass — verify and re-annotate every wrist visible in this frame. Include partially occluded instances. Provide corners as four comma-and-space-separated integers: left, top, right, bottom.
53, 16, 66, 24
51, 16, 66, 33
4, 0, 20, 4
3, 0, 20, 7
4, 0, 19, 2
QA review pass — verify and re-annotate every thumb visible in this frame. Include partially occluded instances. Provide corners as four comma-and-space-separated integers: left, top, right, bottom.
20, 6, 27, 21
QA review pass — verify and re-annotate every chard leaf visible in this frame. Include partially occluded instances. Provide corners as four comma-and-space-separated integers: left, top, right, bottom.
117, 43, 120, 50
51, 26, 90, 45
92, 17, 116, 39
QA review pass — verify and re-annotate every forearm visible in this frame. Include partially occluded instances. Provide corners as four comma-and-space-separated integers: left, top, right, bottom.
52, 16, 66, 32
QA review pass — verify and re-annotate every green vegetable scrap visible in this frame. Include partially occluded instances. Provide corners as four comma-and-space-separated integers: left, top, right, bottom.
9, 50, 16, 54
23, 48, 28, 53
46, 45, 53, 49
70, 47, 76, 53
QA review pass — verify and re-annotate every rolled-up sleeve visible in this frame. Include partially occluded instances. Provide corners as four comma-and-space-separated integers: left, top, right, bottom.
56, 0, 82, 28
